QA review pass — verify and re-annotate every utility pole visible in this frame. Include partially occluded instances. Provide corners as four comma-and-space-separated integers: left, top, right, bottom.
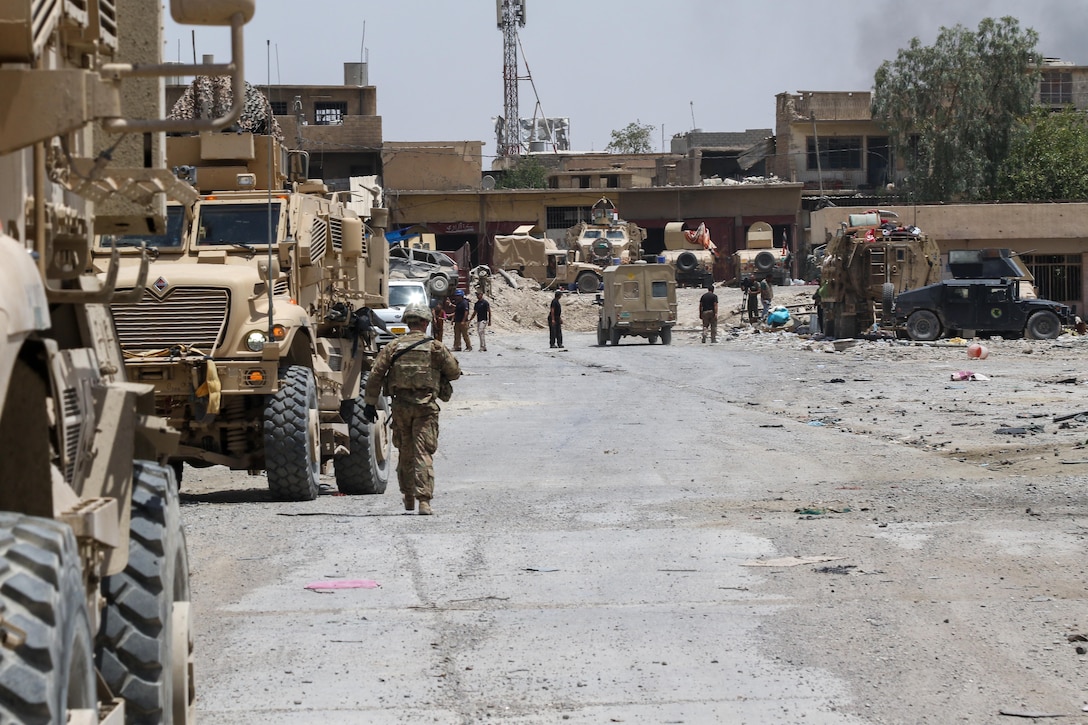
497, 0, 526, 157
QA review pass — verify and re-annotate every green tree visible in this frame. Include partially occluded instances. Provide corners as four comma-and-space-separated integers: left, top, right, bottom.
872, 17, 1040, 202
496, 155, 547, 189
998, 108, 1088, 201
605, 121, 655, 154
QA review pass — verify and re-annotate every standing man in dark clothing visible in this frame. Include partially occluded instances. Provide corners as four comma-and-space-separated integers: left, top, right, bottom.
469, 289, 491, 351
452, 289, 471, 352
548, 289, 564, 348
699, 281, 718, 343
741, 276, 760, 323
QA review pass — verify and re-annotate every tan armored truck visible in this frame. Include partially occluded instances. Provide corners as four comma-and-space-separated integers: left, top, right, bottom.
660, 221, 717, 288
0, 1, 254, 721
96, 119, 392, 502
818, 210, 941, 338
596, 262, 678, 345
493, 224, 603, 292
565, 197, 646, 271
733, 221, 791, 285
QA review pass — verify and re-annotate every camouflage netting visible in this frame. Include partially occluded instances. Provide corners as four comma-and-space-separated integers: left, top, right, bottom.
168, 76, 283, 140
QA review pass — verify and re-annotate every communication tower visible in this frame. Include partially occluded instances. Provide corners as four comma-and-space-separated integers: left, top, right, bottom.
497, 0, 526, 157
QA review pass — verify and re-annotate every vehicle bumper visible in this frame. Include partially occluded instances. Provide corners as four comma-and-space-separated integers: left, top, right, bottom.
126, 357, 278, 396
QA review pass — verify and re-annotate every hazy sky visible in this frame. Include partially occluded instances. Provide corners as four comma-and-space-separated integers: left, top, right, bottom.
164, 1, 1087, 163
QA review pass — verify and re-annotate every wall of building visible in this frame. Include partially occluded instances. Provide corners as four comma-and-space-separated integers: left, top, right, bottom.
382, 142, 484, 192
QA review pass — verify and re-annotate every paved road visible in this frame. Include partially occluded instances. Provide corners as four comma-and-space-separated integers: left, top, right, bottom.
180, 330, 1088, 724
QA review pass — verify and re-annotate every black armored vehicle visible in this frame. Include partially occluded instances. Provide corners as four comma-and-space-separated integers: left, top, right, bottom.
894, 249, 1073, 341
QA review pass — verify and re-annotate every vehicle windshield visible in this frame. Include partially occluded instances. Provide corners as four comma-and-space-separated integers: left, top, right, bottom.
195, 203, 282, 246
389, 286, 428, 307
99, 205, 185, 249
606, 230, 626, 239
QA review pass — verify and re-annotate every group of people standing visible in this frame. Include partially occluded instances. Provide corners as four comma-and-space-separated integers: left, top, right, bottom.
434, 289, 491, 352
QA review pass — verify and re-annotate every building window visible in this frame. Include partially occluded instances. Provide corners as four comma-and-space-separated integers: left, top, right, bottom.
314, 101, 347, 126
546, 206, 590, 229
270, 101, 288, 116
807, 136, 861, 170
604, 175, 620, 188
1040, 70, 1073, 106
1021, 254, 1082, 305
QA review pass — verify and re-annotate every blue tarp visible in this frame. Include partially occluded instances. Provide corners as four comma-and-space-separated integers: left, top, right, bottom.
385, 228, 419, 244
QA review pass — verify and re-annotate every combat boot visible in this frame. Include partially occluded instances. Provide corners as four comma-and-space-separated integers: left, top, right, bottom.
404, 495, 415, 511
417, 500, 432, 515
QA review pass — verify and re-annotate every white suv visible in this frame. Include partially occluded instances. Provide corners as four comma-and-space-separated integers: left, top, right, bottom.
374, 279, 432, 347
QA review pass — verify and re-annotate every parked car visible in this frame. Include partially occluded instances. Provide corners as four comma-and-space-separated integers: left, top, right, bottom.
389, 246, 459, 297
374, 279, 433, 347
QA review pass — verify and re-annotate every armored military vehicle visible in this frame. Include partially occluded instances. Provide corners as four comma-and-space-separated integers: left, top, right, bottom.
894, 248, 1072, 340
819, 210, 942, 338
566, 197, 646, 271
596, 263, 678, 345
660, 221, 717, 288
733, 221, 790, 286
0, 1, 253, 721
493, 224, 603, 292
96, 90, 391, 502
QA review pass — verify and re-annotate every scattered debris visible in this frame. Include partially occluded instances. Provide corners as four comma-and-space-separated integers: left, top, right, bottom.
814, 564, 857, 575
997, 709, 1069, 718
741, 555, 845, 568
951, 370, 989, 381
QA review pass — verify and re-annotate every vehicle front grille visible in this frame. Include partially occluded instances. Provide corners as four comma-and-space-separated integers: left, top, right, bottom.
113, 287, 230, 352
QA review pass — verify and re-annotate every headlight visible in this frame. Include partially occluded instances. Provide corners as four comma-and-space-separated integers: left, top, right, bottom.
246, 330, 267, 352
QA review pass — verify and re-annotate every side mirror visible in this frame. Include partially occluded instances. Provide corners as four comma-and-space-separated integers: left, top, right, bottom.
171, 0, 255, 25
258, 256, 281, 283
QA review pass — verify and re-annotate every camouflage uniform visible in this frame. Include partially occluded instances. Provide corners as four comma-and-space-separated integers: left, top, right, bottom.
363, 331, 461, 510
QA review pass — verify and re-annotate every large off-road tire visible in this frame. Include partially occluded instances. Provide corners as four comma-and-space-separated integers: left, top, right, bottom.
97, 461, 193, 724
1025, 310, 1062, 340
609, 324, 621, 346
881, 283, 895, 324
264, 365, 321, 501
648, 334, 659, 344
335, 393, 391, 495
660, 326, 673, 345
596, 321, 607, 346
576, 271, 600, 294
428, 274, 450, 297
906, 310, 941, 341
754, 251, 775, 272
676, 252, 698, 273
0, 514, 97, 725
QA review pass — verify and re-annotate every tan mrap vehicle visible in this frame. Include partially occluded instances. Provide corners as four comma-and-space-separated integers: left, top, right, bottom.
596, 263, 678, 346
818, 210, 941, 338
0, 1, 254, 721
565, 196, 646, 268
660, 221, 717, 288
493, 224, 603, 293
733, 220, 791, 285
96, 119, 392, 503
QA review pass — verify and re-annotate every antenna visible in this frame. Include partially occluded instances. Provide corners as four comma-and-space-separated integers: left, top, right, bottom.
360, 21, 366, 65
689, 101, 696, 131
497, 0, 526, 157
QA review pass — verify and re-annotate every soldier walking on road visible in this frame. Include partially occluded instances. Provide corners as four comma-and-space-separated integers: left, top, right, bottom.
548, 289, 564, 348
364, 302, 461, 515
452, 289, 472, 351
699, 281, 718, 343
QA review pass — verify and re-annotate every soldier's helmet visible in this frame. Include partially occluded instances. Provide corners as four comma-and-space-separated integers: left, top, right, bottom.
402, 301, 431, 324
